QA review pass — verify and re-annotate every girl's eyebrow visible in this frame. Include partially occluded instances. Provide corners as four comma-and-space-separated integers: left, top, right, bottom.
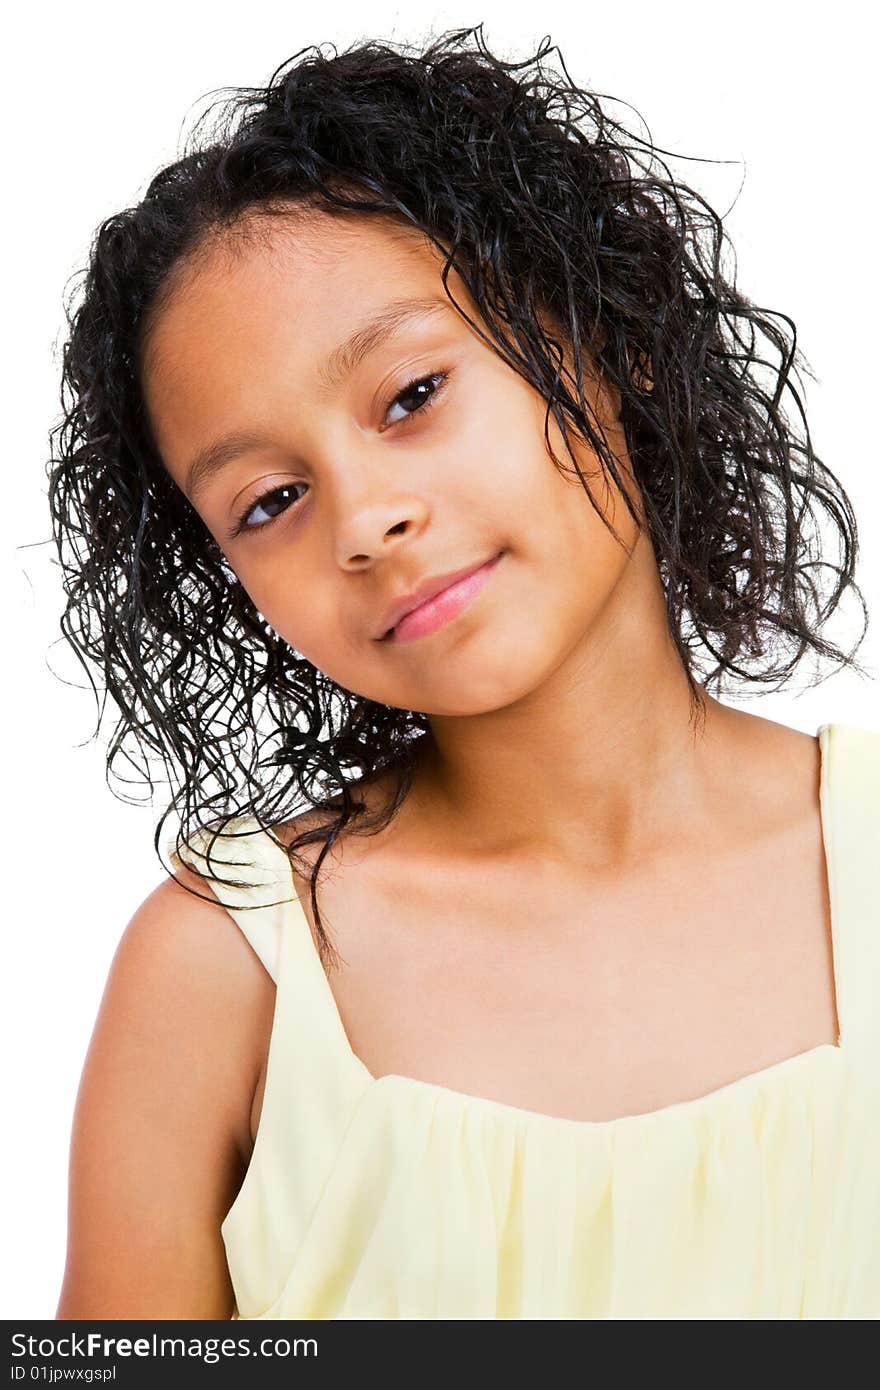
183, 295, 450, 503
316, 294, 450, 396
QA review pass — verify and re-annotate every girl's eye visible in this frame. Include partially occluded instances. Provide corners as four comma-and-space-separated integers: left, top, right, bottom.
229, 369, 448, 537
383, 370, 448, 427
230, 482, 306, 537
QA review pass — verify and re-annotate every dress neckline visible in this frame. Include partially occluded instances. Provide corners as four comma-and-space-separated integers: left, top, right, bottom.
281, 722, 845, 1130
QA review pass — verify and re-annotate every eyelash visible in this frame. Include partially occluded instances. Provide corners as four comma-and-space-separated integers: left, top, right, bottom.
228, 369, 449, 538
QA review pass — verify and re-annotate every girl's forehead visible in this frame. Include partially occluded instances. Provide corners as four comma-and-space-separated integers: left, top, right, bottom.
181, 212, 438, 306
139, 215, 477, 486
142, 212, 450, 376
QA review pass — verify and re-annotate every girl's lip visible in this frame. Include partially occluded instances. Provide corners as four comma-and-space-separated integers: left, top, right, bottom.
385, 551, 505, 644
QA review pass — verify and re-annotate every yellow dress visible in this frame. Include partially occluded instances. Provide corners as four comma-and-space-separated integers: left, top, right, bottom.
168, 722, 880, 1319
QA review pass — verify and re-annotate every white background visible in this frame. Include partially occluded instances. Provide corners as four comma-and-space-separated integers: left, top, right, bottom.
3, 0, 877, 1318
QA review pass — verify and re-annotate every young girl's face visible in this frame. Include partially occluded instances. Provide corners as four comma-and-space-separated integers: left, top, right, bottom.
142, 211, 644, 717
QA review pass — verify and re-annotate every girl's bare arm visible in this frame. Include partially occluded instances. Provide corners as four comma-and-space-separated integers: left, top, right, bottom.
55, 868, 274, 1320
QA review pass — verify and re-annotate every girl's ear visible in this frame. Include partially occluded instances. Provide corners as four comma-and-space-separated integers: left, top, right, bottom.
570, 329, 653, 428
628, 346, 654, 394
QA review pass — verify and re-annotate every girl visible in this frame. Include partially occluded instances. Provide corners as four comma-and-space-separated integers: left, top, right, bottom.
51, 26, 879, 1320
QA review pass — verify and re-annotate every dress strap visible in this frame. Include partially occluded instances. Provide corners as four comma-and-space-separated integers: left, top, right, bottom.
165, 815, 373, 1217
819, 722, 880, 1055
167, 816, 288, 980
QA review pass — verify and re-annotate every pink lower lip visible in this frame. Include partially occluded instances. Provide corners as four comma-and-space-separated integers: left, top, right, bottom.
386, 552, 505, 644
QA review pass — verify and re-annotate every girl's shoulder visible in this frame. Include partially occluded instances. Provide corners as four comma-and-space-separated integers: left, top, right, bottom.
57, 863, 276, 1317
134, 863, 278, 1154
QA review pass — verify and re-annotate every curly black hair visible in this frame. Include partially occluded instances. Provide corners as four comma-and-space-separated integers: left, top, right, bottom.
47, 24, 870, 964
